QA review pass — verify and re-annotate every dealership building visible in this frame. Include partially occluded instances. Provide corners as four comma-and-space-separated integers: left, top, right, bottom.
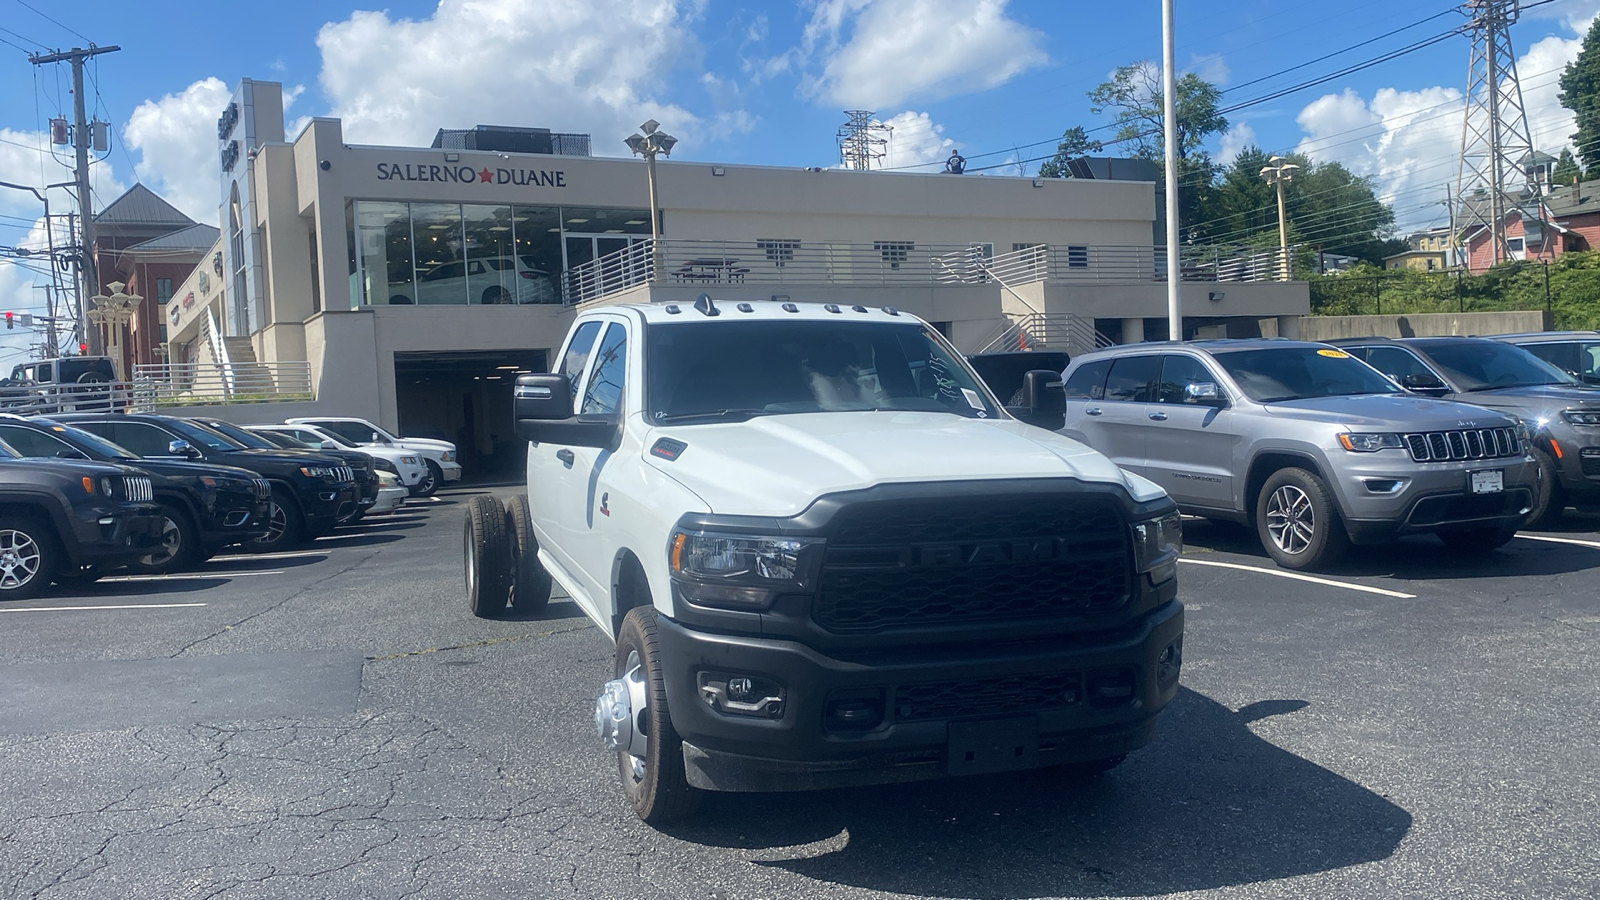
162, 79, 1309, 476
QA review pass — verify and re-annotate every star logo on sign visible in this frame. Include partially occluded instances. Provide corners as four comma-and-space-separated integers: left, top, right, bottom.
478, 167, 493, 183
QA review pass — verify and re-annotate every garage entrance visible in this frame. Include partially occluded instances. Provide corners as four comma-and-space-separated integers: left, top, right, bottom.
394, 349, 548, 481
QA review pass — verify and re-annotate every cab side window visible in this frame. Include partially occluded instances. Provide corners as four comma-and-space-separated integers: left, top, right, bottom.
110, 422, 181, 456
1103, 355, 1159, 402
1363, 346, 1435, 381
0, 425, 73, 457
1062, 359, 1112, 400
580, 323, 628, 415
1523, 343, 1580, 378
1155, 355, 1224, 405
559, 321, 604, 403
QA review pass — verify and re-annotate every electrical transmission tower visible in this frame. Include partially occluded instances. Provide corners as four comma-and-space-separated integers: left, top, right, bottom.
1455, 0, 1536, 268
837, 111, 890, 171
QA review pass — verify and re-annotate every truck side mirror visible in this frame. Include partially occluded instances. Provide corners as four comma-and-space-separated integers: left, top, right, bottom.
1401, 372, 1448, 395
319, 440, 339, 450
514, 374, 618, 448
1006, 369, 1066, 431
1185, 381, 1225, 407
54, 448, 89, 460
168, 439, 201, 459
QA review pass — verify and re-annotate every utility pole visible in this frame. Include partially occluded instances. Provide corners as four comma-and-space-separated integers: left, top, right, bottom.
29, 44, 120, 356
1456, 1, 1533, 270
1260, 157, 1300, 281
1161, 0, 1182, 341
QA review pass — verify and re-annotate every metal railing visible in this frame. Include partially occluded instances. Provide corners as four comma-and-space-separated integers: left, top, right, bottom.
562, 239, 1303, 304
131, 361, 314, 407
0, 380, 137, 416
976, 312, 1116, 356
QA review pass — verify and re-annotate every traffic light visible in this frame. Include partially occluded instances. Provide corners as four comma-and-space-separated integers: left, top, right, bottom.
4, 312, 11, 330
79, 342, 87, 355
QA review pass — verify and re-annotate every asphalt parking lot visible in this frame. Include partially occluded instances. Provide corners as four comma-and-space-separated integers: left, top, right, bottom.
1, 487, 1597, 899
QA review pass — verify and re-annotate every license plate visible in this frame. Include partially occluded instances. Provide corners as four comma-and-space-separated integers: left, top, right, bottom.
946, 716, 1039, 775
1470, 470, 1504, 494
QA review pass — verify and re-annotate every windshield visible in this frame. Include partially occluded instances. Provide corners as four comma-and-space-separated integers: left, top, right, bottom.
1420, 341, 1579, 391
33, 419, 140, 460
315, 420, 392, 444
646, 321, 999, 423
165, 418, 246, 451
1214, 347, 1403, 403
0, 438, 17, 458
199, 420, 279, 450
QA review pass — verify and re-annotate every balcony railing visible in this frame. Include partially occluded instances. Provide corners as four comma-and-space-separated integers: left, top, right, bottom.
563, 239, 1302, 303
0, 381, 138, 416
131, 361, 314, 407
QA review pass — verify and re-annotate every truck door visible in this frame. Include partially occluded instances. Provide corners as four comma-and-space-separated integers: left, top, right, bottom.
563, 319, 630, 608
1143, 353, 1237, 509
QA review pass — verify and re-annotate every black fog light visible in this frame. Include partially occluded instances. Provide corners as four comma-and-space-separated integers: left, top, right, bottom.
825, 689, 884, 732
1086, 667, 1136, 708
1157, 637, 1183, 684
698, 671, 784, 719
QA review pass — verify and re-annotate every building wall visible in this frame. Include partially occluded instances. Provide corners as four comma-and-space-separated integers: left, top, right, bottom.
1296, 310, 1549, 341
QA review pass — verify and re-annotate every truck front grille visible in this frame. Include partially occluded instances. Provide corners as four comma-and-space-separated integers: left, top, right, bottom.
812, 496, 1131, 634
1404, 427, 1519, 462
123, 476, 152, 503
893, 671, 1083, 721
253, 478, 272, 500
334, 465, 353, 483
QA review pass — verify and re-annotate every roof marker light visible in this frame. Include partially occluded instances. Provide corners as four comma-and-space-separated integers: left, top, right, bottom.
665, 304, 682, 314
851, 305, 868, 313
824, 304, 841, 314
736, 302, 754, 313
782, 303, 799, 313
883, 306, 899, 316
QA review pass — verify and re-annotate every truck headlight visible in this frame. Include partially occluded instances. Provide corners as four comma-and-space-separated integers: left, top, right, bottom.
1338, 432, 1404, 452
299, 466, 334, 478
1130, 512, 1182, 585
439, 451, 455, 462
400, 456, 420, 465
668, 531, 821, 610
1561, 409, 1600, 426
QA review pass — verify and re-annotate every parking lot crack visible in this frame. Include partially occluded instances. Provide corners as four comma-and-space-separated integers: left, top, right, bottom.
167, 551, 383, 657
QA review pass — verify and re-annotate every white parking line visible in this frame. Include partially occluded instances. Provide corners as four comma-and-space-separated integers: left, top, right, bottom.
102, 570, 286, 583
0, 603, 207, 613
210, 550, 325, 562
1178, 557, 1418, 599
1517, 534, 1600, 550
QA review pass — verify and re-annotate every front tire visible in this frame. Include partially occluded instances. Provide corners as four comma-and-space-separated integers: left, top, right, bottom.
128, 505, 200, 575
1255, 467, 1349, 570
1524, 446, 1565, 528
504, 494, 552, 614
247, 487, 305, 552
464, 494, 510, 618
614, 607, 700, 824
0, 519, 53, 600
413, 460, 442, 497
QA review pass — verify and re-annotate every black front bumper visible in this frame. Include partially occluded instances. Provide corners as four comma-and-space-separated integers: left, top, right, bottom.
656, 598, 1184, 792
298, 483, 358, 530
72, 510, 167, 564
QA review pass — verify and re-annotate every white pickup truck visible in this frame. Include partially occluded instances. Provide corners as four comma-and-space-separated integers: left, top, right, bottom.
462, 296, 1186, 824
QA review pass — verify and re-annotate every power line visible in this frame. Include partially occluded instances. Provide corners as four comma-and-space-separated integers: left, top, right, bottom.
13, 0, 91, 42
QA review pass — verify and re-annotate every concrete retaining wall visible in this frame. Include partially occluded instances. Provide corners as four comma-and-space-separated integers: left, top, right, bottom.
1296, 310, 1549, 341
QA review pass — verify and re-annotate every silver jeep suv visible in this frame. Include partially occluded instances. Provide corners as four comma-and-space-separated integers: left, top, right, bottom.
1058, 340, 1537, 569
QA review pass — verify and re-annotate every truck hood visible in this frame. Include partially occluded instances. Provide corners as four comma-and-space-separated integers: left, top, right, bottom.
1449, 384, 1600, 414
394, 437, 455, 454
1261, 394, 1516, 429
223, 449, 348, 468
644, 411, 1150, 517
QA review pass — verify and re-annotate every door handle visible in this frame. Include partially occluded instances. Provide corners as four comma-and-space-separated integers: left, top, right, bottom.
1149, 411, 1168, 421
556, 449, 575, 467
1085, 407, 1103, 416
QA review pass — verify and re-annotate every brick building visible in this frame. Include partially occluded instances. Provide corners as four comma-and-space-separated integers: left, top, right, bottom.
1460, 177, 1600, 274
93, 184, 214, 373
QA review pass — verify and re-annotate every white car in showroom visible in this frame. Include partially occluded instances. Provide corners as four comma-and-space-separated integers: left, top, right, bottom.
249, 423, 430, 494
411, 256, 559, 305
285, 417, 460, 496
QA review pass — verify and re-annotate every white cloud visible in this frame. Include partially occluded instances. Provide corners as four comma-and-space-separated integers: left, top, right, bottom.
800, 0, 1047, 109
123, 77, 233, 223
315, 0, 705, 153
1217, 122, 1256, 163
881, 111, 954, 169
1188, 53, 1230, 86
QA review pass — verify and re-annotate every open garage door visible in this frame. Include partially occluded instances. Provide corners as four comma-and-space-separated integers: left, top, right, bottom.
394, 349, 547, 482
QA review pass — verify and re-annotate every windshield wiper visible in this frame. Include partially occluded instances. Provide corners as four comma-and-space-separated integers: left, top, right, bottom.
653, 408, 770, 424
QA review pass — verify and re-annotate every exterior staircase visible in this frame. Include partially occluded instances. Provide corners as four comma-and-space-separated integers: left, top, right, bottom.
976, 312, 1116, 358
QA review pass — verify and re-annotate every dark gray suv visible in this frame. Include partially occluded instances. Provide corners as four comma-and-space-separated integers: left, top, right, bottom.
1491, 331, 1600, 385
1059, 340, 1536, 569
1334, 336, 1600, 525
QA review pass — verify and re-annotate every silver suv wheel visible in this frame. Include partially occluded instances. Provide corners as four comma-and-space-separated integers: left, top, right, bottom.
1264, 485, 1314, 555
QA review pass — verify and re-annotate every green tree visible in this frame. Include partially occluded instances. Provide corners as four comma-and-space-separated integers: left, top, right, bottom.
1553, 148, 1584, 185
1559, 16, 1600, 172
1036, 127, 1103, 178
1194, 147, 1400, 265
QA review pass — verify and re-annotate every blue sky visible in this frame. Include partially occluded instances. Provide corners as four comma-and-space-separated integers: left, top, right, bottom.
0, 0, 1597, 360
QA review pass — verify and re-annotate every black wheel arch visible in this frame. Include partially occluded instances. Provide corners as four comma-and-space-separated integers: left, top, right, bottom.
1244, 451, 1328, 523
0, 496, 73, 562
610, 550, 652, 637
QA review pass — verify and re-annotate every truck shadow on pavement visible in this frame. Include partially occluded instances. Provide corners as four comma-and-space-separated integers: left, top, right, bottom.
668, 687, 1410, 898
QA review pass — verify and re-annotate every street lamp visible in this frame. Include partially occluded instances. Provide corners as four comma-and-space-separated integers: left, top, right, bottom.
87, 281, 140, 380
625, 120, 677, 278
1260, 156, 1300, 282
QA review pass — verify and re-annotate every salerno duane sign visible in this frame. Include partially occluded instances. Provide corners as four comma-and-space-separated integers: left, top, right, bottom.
376, 162, 566, 187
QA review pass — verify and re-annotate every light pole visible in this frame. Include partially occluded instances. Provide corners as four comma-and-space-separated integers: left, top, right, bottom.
1161, 0, 1181, 340
625, 120, 678, 280
1260, 156, 1300, 281
87, 281, 139, 381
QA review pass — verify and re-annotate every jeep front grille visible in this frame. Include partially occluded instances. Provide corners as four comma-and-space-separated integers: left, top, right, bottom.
253, 478, 272, 500
1404, 427, 1519, 462
334, 465, 353, 483
813, 496, 1132, 634
123, 475, 152, 503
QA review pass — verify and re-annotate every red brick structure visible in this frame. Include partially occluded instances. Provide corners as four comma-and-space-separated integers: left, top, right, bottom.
92, 185, 216, 373
1461, 178, 1600, 274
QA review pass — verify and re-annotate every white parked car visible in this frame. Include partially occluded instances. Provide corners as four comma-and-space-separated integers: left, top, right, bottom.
411, 256, 559, 305
370, 471, 408, 515
285, 417, 460, 496
250, 424, 430, 495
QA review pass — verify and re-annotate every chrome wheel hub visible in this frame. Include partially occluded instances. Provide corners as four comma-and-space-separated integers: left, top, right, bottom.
0, 529, 41, 589
1265, 485, 1315, 554
596, 649, 651, 771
